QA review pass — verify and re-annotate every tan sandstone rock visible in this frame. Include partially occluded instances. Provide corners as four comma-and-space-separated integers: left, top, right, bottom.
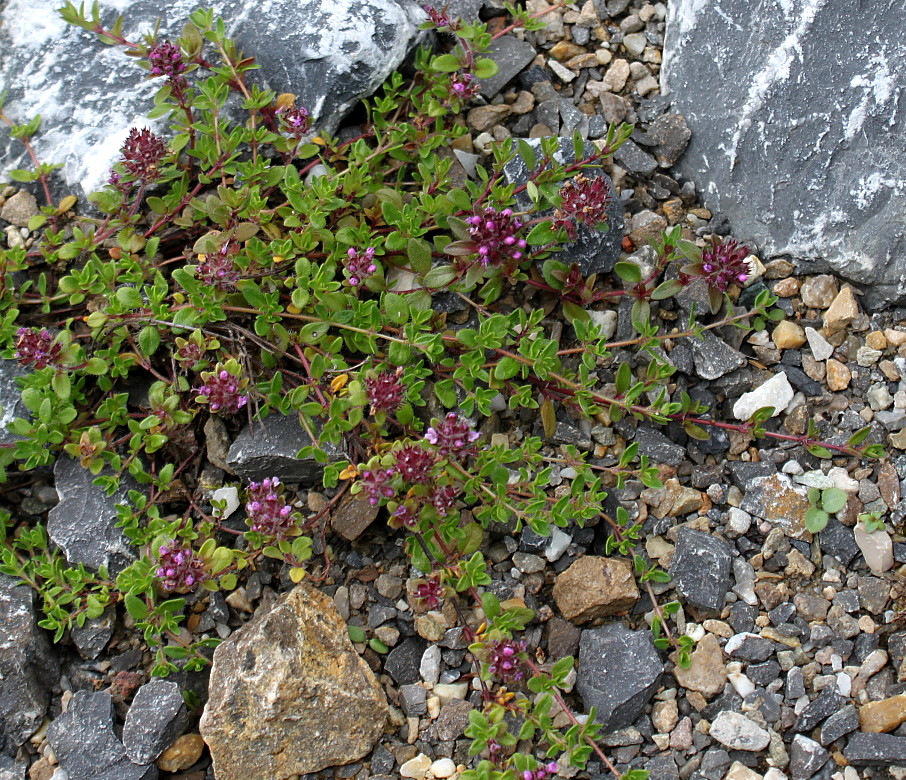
552, 556, 639, 623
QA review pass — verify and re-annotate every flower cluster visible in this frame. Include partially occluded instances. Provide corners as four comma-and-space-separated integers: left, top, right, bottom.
422, 4, 459, 30
344, 246, 378, 286
118, 127, 168, 185
465, 206, 527, 267
695, 237, 750, 291
365, 368, 405, 413
411, 573, 446, 610
393, 444, 436, 484
277, 104, 311, 136
14, 328, 63, 370
486, 637, 527, 682
448, 71, 479, 101
147, 41, 187, 86
359, 467, 396, 505
246, 478, 296, 539
154, 539, 206, 592
429, 484, 459, 516
553, 173, 611, 239
194, 366, 248, 414
195, 242, 240, 290
389, 502, 419, 529
522, 762, 560, 780
425, 413, 480, 460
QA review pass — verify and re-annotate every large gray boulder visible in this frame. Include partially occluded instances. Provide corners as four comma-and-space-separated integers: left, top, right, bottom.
662, 0, 906, 308
0, 0, 425, 196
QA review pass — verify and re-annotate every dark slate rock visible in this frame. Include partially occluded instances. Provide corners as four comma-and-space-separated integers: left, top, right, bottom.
818, 705, 858, 746
777, 364, 823, 396
576, 622, 662, 732
793, 687, 841, 733
790, 734, 828, 780
644, 754, 679, 780
726, 633, 774, 663
695, 422, 730, 455
226, 413, 343, 483
669, 528, 732, 611
478, 35, 537, 99
46, 691, 158, 780
845, 733, 906, 766
71, 607, 115, 660
699, 748, 731, 780
0, 0, 424, 197
384, 637, 429, 685
614, 139, 658, 176
644, 113, 691, 167
728, 601, 757, 634
502, 137, 624, 276
634, 425, 686, 467
663, 0, 906, 309
0, 361, 28, 447
688, 331, 747, 380
0, 757, 24, 780
819, 518, 860, 566
47, 458, 140, 574
399, 684, 428, 717
726, 460, 776, 490
122, 680, 188, 764
0, 575, 59, 756
746, 660, 781, 687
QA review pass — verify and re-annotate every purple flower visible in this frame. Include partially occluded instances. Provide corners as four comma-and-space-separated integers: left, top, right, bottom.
365, 368, 405, 413
486, 637, 527, 682
393, 444, 436, 485
195, 366, 248, 414
554, 173, 612, 238
697, 237, 751, 291
14, 328, 62, 370
155, 539, 206, 592
523, 762, 560, 780
344, 246, 378, 286
147, 41, 187, 86
464, 206, 527, 267
429, 484, 459, 517
411, 573, 446, 609
246, 477, 297, 539
195, 242, 240, 291
448, 71, 479, 100
277, 104, 311, 136
359, 467, 396, 506
388, 502, 419, 529
422, 4, 458, 30
119, 127, 168, 184
424, 412, 480, 460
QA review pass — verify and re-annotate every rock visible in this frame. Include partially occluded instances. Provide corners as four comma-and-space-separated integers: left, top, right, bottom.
789, 734, 828, 780
478, 36, 537, 99
645, 113, 691, 167
662, 0, 906, 309
823, 287, 861, 332
825, 358, 851, 391
740, 473, 811, 540
0, 575, 59, 755
844, 733, 906, 766
669, 528, 732, 611
652, 699, 679, 733
155, 734, 204, 773
576, 623, 663, 732
429, 699, 472, 741
725, 632, 774, 663
0, 360, 29, 448
689, 331, 747, 380
330, 493, 380, 541
772, 320, 806, 349
602, 58, 631, 91
0, 0, 424, 196
400, 753, 431, 779
552, 556, 639, 623
708, 711, 770, 752
854, 524, 894, 573
47, 458, 139, 573
799, 276, 839, 309
732, 372, 794, 421
122, 680, 188, 764
385, 637, 430, 685
0, 757, 24, 780
226, 413, 342, 483
71, 608, 115, 659
617, 140, 659, 177
501, 136, 623, 276
858, 693, 906, 733
430, 758, 457, 779
634, 425, 686, 466
794, 687, 842, 732
467, 104, 511, 132
199, 582, 387, 779
46, 691, 157, 780
818, 705, 859, 746
804, 327, 834, 361
0, 191, 38, 228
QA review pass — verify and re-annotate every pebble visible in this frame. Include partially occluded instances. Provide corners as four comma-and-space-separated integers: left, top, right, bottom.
0, 190, 38, 227
430, 758, 457, 778
805, 327, 834, 360
622, 32, 648, 56
772, 321, 806, 349
156, 734, 204, 772
732, 372, 795, 420
400, 753, 432, 779
672, 634, 726, 696
823, 287, 860, 333
854, 525, 894, 573
603, 59, 631, 91
709, 711, 771, 751
799, 275, 839, 309
825, 359, 851, 391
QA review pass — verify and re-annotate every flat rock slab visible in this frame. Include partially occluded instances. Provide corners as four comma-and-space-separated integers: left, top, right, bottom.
669, 528, 732, 611
576, 622, 662, 732
552, 556, 639, 623
0, 0, 424, 196
200, 581, 387, 779
663, 0, 906, 308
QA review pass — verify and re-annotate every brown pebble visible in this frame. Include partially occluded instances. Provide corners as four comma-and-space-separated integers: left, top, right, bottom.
866, 330, 888, 351
772, 277, 799, 297
157, 734, 205, 772
826, 358, 851, 391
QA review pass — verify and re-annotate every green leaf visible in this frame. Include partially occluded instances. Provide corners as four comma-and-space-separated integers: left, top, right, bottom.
137, 325, 160, 358
804, 506, 829, 533
847, 426, 871, 446
115, 286, 143, 309
481, 591, 500, 620
51, 371, 70, 402
422, 265, 456, 288
494, 356, 521, 381
821, 487, 848, 514
473, 58, 499, 79
347, 625, 366, 643
614, 261, 642, 284
124, 594, 148, 621
651, 279, 683, 300
432, 53, 462, 72
806, 444, 833, 459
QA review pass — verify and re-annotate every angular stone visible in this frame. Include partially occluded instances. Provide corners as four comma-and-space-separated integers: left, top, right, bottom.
823, 287, 861, 333
199, 582, 387, 779
819, 517, 860, 565
576, 623, 663, 732
385, 637, 429, 686
0, 0, 424, 196
48, 458, 140, 573
552, 556, 639, 623
226, 413, 342, 483
669, 528, 732, 611
479, 36, 538, 99
71, 608, 115, 660
859, 693, 906, 733
634, 425, 686, 467
330, 493, 380, 541
645, 113, 691, 167
740, 473, 811, 540
122, 680, 188, 765
732, 372, 794, 421
0, 757, 25, 780
845, 733, 906, 766
0, 576, 59, 755
794, 687, 841, 732
663, 0, 906, 309
673, 634, 726, 697
46, 691, 157, 780
708, 710, 770, 752
0, 360, 28, 447
789, 734, 828, 780
688, 331, 747, 380
502, 137, 623, 276
818, 704, 858, 746
854, 524, 894, 573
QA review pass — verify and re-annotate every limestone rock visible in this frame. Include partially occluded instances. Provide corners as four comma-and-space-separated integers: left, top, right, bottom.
0, 0, 424, 196
200, 582, 388, 779
672, 633, 726, 697
740, 473, 812, 540
663, 0, 906, 308
708, 710, 770, 752
669, 528, 732, 611
732, 372, 794, 421
553, 556, 639, 623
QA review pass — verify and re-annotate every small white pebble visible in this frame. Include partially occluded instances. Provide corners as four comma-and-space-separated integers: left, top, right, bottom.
430, 758, 457, 778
